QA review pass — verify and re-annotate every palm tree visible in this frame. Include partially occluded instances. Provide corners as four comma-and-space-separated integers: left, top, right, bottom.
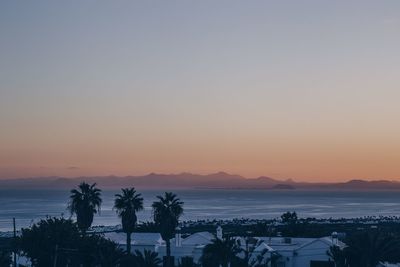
152, 192, 184, 267
346, 231, 399, 267
0, 251, 11, 267
242, 238, 281, 267
114, 187, 144, 254
327, 245, 348, 267
134, 249, 162, 267
250, 251, 281, 267
201, 238, 242, 267
68, 182, 102, 234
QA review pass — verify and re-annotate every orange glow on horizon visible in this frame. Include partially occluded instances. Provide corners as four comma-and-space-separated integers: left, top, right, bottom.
1, 1, 400, 182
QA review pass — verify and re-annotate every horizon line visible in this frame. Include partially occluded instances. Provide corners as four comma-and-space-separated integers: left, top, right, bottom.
1, 171, 399, 184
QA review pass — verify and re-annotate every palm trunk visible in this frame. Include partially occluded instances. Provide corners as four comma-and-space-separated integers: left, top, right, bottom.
126, 232, 132, 254
80, 228, 87, 241
166, 239, 171, 267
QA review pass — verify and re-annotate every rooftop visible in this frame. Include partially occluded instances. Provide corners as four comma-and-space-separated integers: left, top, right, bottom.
103, 232, 163, 245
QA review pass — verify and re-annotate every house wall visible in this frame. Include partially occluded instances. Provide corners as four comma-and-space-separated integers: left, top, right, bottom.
156, 244, 200, 265
260, 240, 333, 267
132, 244, 158, 253
290, 240, 332, 267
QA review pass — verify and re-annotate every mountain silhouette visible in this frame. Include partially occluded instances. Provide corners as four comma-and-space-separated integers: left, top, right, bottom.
0, 172, 399, 190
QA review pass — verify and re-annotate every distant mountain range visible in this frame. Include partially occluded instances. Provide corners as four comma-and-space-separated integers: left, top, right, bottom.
1, 172, 400, 190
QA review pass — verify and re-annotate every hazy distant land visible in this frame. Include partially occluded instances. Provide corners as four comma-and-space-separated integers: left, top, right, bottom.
1, 172, 400, 190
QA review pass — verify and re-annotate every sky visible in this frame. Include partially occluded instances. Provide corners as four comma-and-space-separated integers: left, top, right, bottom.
1, 1, 400, 182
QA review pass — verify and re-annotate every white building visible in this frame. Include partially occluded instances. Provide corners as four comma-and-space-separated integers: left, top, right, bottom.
250, 236, 346, 267
378, 263, 400, 267
157, 231, 215, 264
105, 228, 345, 267
105, 230, 215, 265
103, 232, 164, 253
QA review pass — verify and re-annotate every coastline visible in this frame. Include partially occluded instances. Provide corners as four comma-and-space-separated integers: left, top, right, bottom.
3, 215, 400, 238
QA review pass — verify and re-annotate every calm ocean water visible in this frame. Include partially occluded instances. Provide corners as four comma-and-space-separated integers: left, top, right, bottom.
1, 189, 400, 231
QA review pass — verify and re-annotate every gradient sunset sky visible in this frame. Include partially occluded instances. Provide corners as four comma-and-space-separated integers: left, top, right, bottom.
1, 1, 399, 182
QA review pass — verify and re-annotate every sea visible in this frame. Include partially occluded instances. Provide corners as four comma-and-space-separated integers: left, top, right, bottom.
1, 189, 400, 232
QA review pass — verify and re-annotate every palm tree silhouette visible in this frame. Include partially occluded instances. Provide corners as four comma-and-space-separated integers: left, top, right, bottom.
134, 249, 162, 267
327, 245, 348, 267
68, 182, 102, 235
249, 248, 281, 267
152, 192, 184, 267
0, 251, 11, 267
114, 187, 144, 254
201, 237, 242, 267
346, 230, 399, 267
